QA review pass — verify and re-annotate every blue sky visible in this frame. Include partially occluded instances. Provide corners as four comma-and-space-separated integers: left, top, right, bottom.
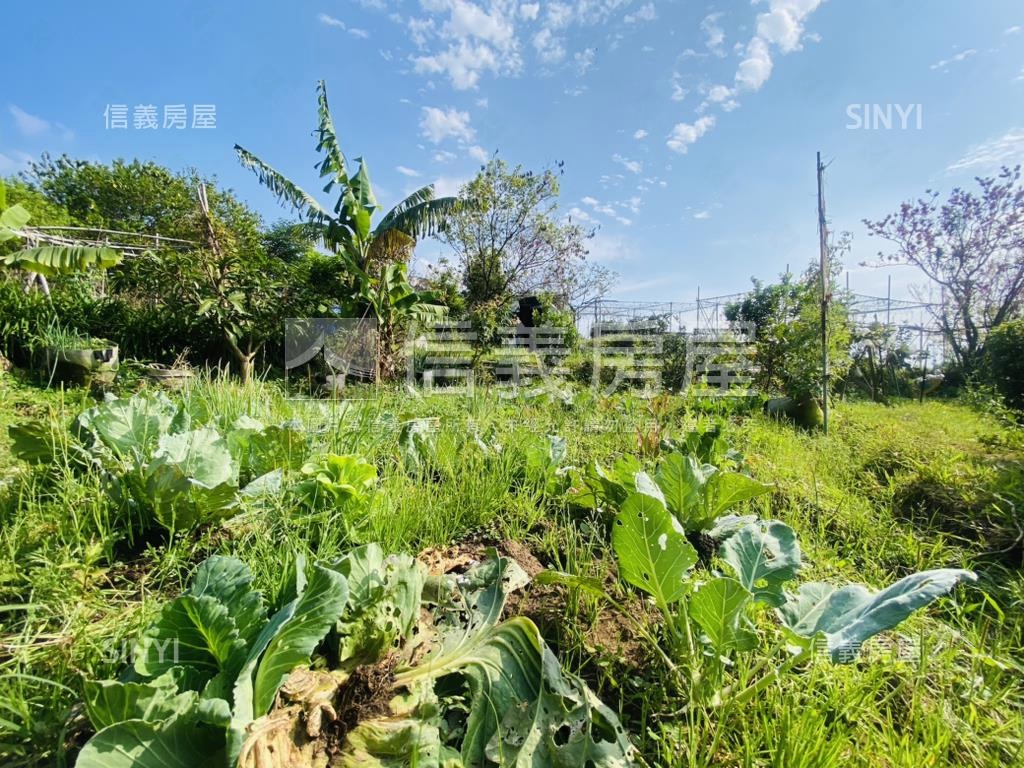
3, 0, 1022, 303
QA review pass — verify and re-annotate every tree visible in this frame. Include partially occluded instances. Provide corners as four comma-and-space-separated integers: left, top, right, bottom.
439, 158, 595, 306
864, 166, 1024, 372
27, 155, 197, 240
234, 80, 455, 381
726, 262, 851, 403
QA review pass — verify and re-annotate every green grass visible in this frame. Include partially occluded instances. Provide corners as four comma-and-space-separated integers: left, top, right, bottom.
0, 373, 1021, 767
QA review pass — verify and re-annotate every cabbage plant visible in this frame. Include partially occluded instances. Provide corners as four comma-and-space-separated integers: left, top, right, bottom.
567, 444, 771, 536
9, 393, 312, 536
76, 545, 638, 767
546, 489, 976, 707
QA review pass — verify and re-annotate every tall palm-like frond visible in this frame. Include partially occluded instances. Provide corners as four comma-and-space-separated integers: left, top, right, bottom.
314, 80, 350, 194
234, 146, 333, 223
376, 185, 435, 231
377, 186, 460, 240
235, 81, 456, 380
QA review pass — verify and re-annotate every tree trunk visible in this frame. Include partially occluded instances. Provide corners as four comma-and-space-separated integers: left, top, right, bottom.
226, 336, 259, 384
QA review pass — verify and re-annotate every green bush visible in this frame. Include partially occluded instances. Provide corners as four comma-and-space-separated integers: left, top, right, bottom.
985, 318, 1024, 410
0, 278, 56, 364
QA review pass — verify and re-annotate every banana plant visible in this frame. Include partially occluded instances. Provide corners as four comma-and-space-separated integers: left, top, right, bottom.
0, 182, 121, 294
234, 81, 456, 381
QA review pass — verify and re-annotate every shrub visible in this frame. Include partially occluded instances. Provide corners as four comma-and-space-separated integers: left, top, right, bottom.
985, 318, 1024, 410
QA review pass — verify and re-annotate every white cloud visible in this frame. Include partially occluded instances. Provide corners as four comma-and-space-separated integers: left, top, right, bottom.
519, 2, 540, 20
930, 48, 976, 71
666, 116, 715, 154
405, 0, 643, 88
414, 40, 504, 89
574, 48, 595, 74
612, 153, 643, 174
318, 12, 346, 27
728, 0, 825, 95
633, 128, 648, 139
408, 17, 436, 47
318, 13, 370, 37
468, 144, 490, 161
476, 97, 489, 107
692, 210, 711, 220
431, 175, 470, 197
567, 205, 596, 224
670, 71, 689, 102
420, 106, 476, 143
442, 0, 516, 48
735, 36, 774, 91
546, 2, 574, 29
408, 0, 522, 89
757, 6, 806, 53
533, 28, 566, 63
947, 129, 1024, 172
433, 149, 458, 162
9, 105, 50, 136
700, 12, 725, 55
580, 195, 632, 226
1004, 25, 1021, 35
396, 165, 421, 177
707, 84, 733, 102
624, 2, 656, 24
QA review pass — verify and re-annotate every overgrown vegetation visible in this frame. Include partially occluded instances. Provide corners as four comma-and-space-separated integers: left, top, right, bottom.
0, 83, 1022, 768
0, 374, 1021, 766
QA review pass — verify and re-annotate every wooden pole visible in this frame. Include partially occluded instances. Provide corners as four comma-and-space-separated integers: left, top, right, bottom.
817, 152, 830, 434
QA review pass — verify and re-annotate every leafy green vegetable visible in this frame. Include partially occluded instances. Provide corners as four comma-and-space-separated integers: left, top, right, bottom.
78, 547, 637, 767
330, 544, 425, 669
76, 715, 226, 768
398, 418, 439, 475
689, 577, 758, 654
226, 415, 307, 482
294, 453, 377, 509
567, 436, 769, 535
612, 492, 696, 608
720, 520, 802, 607
778, 569, 978, 661
654, 453, 772, 532
83, 673, 195, 730
143, 428, 240, 531
249, 565, 349, 717
75, 392, 179, 458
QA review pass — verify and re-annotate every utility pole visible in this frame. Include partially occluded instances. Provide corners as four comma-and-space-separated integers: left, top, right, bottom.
817, 152, 830, 434
695, 285, 701, 335
886, 274, 892, 329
